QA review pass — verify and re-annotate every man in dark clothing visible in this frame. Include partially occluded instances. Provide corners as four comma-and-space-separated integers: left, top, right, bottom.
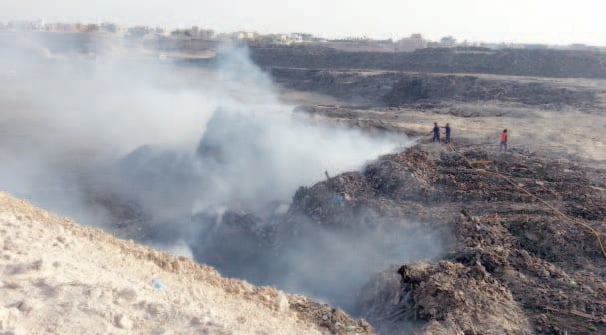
431, 122, 440, 142
442, 123, 451, 143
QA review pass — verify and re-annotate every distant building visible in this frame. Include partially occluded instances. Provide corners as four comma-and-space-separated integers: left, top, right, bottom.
439, 36, 457, 47
170, 27, 214, 39
335, 36, 370, 42
397, 33, 428, 51
214, 33, 232, 42
75, 23, 99, 33
127, 26, 155, 38
288, 33, 313, 43
6, 20, 40, 32
232, 31, 259, 40
41, 22, 76, 32
99, 22, 124, 34
197, 28, 214, 40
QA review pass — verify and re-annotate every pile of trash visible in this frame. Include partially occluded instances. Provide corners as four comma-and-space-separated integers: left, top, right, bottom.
289, 150, 439, 226
284, 143, 606, 334
345, 145, 606, 335
86, 141, 606, 335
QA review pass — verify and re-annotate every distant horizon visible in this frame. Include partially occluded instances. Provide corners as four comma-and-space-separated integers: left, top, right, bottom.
1, 0, 604, 46
2, 20, 605, 49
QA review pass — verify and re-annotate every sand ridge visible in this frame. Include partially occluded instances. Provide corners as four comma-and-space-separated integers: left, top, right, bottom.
0, 192, 336, 335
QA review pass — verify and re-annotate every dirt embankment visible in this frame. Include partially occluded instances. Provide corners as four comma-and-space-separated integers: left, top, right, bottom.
272, 68, 601, 110
291, 145, 606, 335
0, 192, 374, 335
251, 46, 606, 79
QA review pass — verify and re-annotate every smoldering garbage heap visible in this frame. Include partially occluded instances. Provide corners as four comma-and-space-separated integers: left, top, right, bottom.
99, 144, 606, 335
341, 146, 606, 335
272, 145, 606, 334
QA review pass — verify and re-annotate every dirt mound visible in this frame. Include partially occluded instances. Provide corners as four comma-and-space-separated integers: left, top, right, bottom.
338, 145, 606, 335
270, 69, 600, 110
382, 75, 597, 108
0, 192, 374, 335
285, 144, 606, 334
396, 260, 532, 335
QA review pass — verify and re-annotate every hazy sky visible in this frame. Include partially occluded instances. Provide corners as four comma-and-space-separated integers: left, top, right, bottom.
1, 0, 604, 45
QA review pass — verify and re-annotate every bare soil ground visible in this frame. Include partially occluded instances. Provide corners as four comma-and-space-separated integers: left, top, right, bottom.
0, 192, 373, 335
251, 46, 606, 79
275, 68, 606, 165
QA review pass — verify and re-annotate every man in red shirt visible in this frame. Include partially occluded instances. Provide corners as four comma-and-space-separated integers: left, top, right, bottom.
499, 129, 508, 152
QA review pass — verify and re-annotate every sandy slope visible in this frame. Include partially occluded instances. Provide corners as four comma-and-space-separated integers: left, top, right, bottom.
0, 192, 328, 335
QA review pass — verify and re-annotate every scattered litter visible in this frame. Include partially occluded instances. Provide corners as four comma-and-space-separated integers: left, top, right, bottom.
332, 194, 344, 206
151, 279, 165, 290
344, 325, 357, 332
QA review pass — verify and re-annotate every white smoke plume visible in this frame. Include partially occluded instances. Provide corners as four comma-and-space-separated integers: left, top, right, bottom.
0, 34, 408, 222
0, 34, 443, 322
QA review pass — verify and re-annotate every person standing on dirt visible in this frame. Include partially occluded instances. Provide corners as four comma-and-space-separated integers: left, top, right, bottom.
442, 123, 451, 144
431, 122, 440, 143
499, 129, 508, 152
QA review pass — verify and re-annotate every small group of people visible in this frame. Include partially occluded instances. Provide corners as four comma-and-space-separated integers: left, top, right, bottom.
430, 122, 509, 152
431, 122, 451, 144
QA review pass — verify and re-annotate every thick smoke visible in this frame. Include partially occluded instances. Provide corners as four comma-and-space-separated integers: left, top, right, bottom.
0, 33, 443, 320
1, 35, 404, 216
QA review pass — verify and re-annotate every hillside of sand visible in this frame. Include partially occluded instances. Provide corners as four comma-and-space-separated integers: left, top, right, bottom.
0, 192, 373, 335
